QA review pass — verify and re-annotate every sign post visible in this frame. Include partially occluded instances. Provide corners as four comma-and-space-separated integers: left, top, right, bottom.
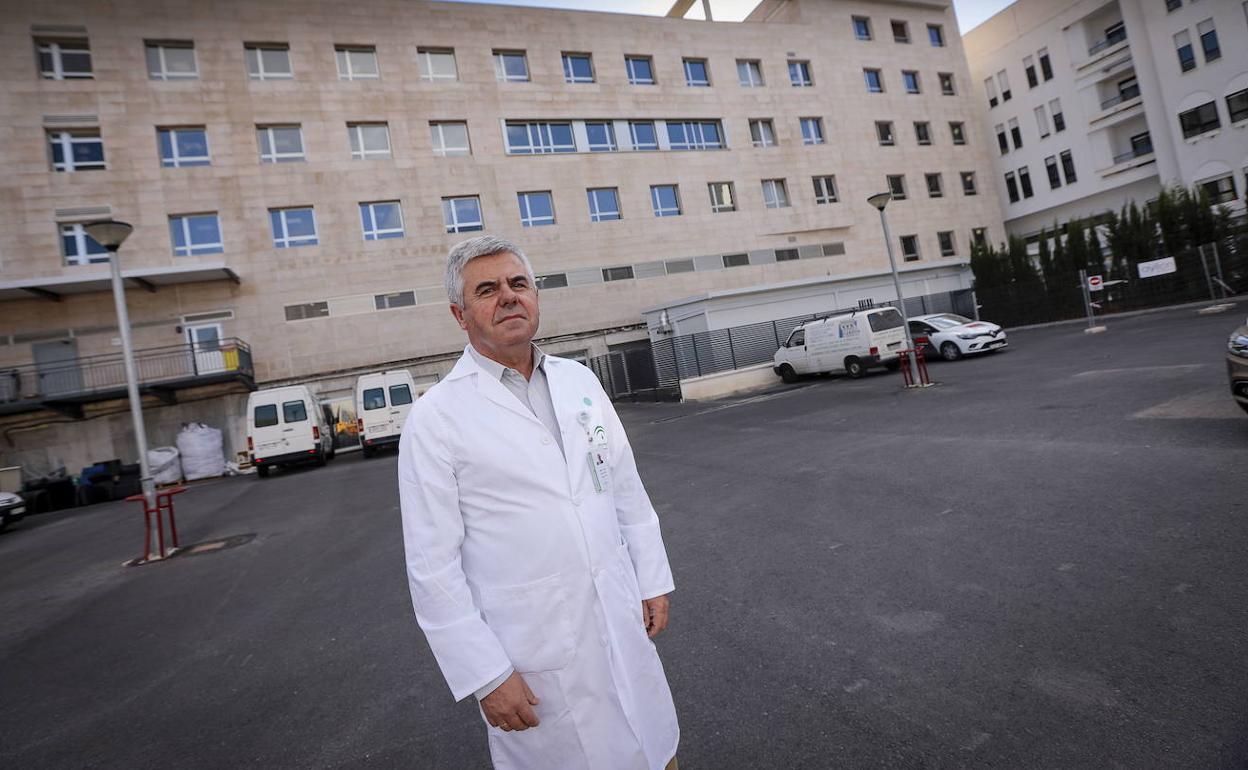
1079, 269, 1106, 334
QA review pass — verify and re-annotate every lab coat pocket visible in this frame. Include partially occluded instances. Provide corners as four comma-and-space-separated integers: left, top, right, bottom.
479, 573, 576, 673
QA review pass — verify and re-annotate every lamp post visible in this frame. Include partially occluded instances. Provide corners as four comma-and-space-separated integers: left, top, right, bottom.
83, 221, 156, 517
866, 193, 920, 385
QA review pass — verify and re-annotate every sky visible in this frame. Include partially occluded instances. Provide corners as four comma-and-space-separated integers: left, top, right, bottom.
442, 0, 1016, 33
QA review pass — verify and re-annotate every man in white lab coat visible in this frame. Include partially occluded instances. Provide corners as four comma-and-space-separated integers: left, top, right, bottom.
398, 235, 680, 770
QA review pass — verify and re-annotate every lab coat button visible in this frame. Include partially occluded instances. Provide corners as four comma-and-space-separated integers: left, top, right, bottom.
572, 497, 583, 507
541, 436, 552, 445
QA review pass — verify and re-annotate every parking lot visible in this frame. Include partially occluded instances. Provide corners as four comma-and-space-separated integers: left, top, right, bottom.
2, 304, 1246, 768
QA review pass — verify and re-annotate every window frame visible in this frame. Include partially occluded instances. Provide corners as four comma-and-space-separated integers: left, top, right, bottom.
852, 16, 873, 41
169, 212, 224, 256
359, 200, 405, 241
1060, 150, 1077, 184
891, 20, 910, 44
876, 120, 895, 146
683, 57, 710, 87
335, 45, 380, 80
158, 126, 210, 167
937, 231, 956, 257
587, 187, 622, 222
1178, 101, 1221, 139
347, 122, 391, 160
928, 24, 945, 47
788, 60, 812, 87
950, 121, 966, 145
708, 181, 736, 213
650, 184, 682, 218
750, 118, 777, 148
886, 174, 907, 200
864, 68, 884, 93
1227, 88, 1248, 124
442, 195, 484, 233
939, 72, 955, 95
801, 117, 825, 145
562, 52, 595, 84
813, 175, 838, 204
585, 121, 618, 152
269, 207, 319, 248
60, 222, 108, 265
417, 47, 458, 81
505, 121, 576, 154
493, 50, 530, 82
666, 120, 723, 151
914, 121, 932, 146
902, 70, 920, 94
429, 121, 470, 157
925, 172, 944, 198
761, 178, 790, 209
960, 171, 977, 196
737, 59, 764, 87
625, 55, 655, 85
245, 43, 293, 80
517, 190, 556, 227
899, 234, 920, 262
48, 130, 105, 172
1197, 19, 1220, 62
257, 124, 306, 163
36, 38, 93, 80
146, 40, 198, 80
628, 120, 659, 151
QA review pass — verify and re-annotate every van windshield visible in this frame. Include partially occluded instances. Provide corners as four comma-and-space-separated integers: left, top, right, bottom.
868, 308, 904, 332
254, 404, 278, 428
282, 400, 308, 423
363, 388, 386, 410
389, 384, 413, 406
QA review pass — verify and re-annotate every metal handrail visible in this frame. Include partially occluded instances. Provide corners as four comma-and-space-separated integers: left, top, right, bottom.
1088, 28, 1127, 56
1112, 143, 1153, 164
1100, 84, 1140, 110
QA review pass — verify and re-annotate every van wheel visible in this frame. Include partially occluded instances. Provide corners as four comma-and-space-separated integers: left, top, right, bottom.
844, 357, 865, 379
256, 464, 270, 479
940, 342, 963, 361
778, 364, 798, 384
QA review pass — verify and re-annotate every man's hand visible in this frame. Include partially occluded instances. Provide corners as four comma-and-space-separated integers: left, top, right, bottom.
642, 594, 670, 638
481, 671, 541, 732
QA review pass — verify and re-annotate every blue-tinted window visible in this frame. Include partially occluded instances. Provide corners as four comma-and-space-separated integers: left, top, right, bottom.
169, 214, 223, 256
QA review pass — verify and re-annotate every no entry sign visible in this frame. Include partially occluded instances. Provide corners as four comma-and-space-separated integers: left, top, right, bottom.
1087, 274, 1104, 292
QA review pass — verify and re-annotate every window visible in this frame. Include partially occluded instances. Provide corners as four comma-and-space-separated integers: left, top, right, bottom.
666, 259, 695, 273
442, 196, 483, 233
891, 20, 910, 43
1009, 118, 1023, 149
997, 70, 1011, 101
146, 41, 197, 80
750, 119, 777, 148
950, 121, 966, 145
245, 43, 292, 79
158, 127, 209, 167
430, 121, 470, 156
938, 231, 955, 257
1130, 131, 1153, 156
625, 55, 654, 85
939, 72, 955, 95
585, 121, 618, 152
375, 292, 416, 310
996, 124, 1009, 154
505, 121, 575, 154
283, 401, 308, 423
1199, 175, 1237, 204
813, 175, 838, 204
864, 68, 884, 93
972, 228, 987, 247
1197, 19, 1220, 62
708, 182, 736, 213
1039, 48, 1053, 81
603, 266, 634, 282
270, 207, 318, 248
257, 125, 305, 163
788, 60, 813, 87
359, 201, 404, 240
886, 174, 907, 200
928, 24, 945, 47
417, 47, 457, 81
925, 172, 944, 198
36, 38, 92, 79
60, 222, 108, 265
853, 16, 873, 40
629, 121, 658, 150
285, 302, 329, 321
254, 403, 280, 426
1050, 98, 1065, 131
1045, 155, 1061, 189
47, 130, 104, 172
723, 253, 749, 268
1178, 101, 1220, 138
169, 213, 223, 255
1060, 150, 1077, 183
876, 121, 895, 146
562, 52, 594, 83
961, 171, 977, 196
1035, 106, 1051, 138
1024, 55, 1037, 88
683, 58, 710, 86
914, 121, 931, 145
801, 117, 825, 145
666, 120, 723, 150
347, 122, 390, 160
1018, 166, 1034, 198
517, 191, 555, 227
536, 274, 569, 290
738, 59, 763, 86
1228, 89, 1248, 123
762, 179, 790, 209
1175, 31, 1196, 72
775, 248, 799, 262
900, 235, 920, 261
336, 46, 379, 80
1167, 0, 1181, 10
1004, 171, 1019, 203
587, 188, 621, 221
650, 185, 682, 217
494, 50, 529, 82
985, 77, 998, 108
902, 70, 920, 94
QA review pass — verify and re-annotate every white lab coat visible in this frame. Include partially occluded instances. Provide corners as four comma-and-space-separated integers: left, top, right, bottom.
398, 348, 679, 770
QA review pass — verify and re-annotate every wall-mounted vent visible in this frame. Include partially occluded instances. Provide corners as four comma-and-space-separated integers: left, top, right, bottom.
54, 205, 111, 220
43, 114, 99, 127
182, 310, 235, 323
31, 24, 88, 35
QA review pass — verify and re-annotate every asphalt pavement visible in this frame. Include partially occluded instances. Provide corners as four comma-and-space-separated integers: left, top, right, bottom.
2, 303, 1246, 769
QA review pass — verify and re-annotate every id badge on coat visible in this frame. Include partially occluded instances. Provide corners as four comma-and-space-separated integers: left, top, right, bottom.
585, 424, 611, 493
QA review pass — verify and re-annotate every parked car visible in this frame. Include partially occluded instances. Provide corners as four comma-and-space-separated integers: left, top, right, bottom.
0, 491, 26, 531
246, 385, 335, 478
1227, 318, 1248, 414
907, 313, 1008, 361
773, 307, 907, 382
355, 369, 418, 457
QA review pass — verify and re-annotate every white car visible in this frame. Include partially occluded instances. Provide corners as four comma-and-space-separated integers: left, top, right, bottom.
907, 313, 1008, 361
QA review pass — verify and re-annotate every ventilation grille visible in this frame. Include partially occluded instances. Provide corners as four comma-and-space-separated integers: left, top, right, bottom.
182, 310, 235, 323
32, 24, 88, 35
43, 114, 98, 127
54, 205, 111, 220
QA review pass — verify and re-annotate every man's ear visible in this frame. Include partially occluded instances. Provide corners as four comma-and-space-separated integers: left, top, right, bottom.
449, 303, 468, 331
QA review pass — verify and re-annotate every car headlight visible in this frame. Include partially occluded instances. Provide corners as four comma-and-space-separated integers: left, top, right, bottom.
957, 333, 977, 340
1230, 335, 1248, 357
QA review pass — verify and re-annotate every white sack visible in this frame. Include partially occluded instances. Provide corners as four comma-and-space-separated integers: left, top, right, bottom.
176, 423, 226, 481
147, 446, 182, 485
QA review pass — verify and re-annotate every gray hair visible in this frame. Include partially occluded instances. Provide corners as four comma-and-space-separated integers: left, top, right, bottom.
444, 235, 535, 306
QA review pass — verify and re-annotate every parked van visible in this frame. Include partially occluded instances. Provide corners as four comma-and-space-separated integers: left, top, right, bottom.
247, 385, 334, 478
355, 370, 418, 457
773, 307, 908, 382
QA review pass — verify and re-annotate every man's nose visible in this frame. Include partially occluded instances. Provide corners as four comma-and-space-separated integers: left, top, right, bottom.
498, 282, 519, 304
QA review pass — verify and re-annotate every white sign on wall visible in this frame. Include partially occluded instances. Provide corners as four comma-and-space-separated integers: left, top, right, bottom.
1138, 256, 1177, 279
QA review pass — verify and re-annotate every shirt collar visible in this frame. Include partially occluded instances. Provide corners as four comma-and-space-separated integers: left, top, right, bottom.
467, 343, 547, 382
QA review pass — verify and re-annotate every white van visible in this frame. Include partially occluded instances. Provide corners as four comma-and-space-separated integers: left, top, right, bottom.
355, 370, 418, 457
773, 307, 908, 382
247, 385, 334, 478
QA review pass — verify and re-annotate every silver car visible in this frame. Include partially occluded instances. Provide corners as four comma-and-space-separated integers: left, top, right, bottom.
1227, 318, 1248, 414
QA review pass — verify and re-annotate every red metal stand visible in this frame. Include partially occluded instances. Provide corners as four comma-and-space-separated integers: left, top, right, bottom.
897, 348, 931, 387
126, 486, 187, 562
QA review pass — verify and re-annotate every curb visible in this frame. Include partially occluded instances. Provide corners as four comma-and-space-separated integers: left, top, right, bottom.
1005, 298, 1241, 332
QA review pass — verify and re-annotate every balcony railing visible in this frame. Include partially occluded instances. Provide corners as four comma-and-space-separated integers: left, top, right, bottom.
1100, 84, 1141, 110
1088, 27, 1128, 56
0, 338, 254, 410
1112, 141, 1154, 165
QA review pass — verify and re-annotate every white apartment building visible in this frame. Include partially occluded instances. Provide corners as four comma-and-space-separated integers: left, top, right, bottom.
0, 0, 1004, 472
964, 0, 1248, 239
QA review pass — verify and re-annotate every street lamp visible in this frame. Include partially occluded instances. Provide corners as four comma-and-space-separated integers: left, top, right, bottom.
866, 193, 920, 385
83, 220, 157, 518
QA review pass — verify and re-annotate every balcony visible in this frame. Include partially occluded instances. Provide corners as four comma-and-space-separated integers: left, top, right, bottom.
1088, 26, 1127, 57
1112, 139, 1152, 164
0, 338, 255, 417
1100, 82, 1140, 110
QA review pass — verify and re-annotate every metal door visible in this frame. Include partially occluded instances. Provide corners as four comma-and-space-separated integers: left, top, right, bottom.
185, 323, 224, 374
33, 339, 82, 397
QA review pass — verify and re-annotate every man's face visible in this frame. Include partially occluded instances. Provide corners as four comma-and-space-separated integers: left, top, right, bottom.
450, 251, 540, 354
